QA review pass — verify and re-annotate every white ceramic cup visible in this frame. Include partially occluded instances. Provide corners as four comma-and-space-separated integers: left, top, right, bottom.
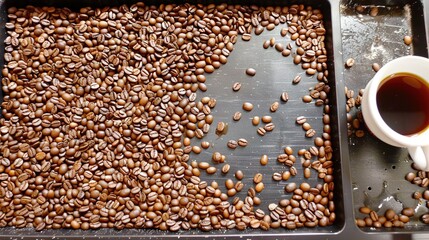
361, 56, 429, 171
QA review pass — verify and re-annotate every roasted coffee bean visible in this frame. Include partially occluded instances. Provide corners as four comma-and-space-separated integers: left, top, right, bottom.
275, 43, 284, 52
222, 164, 231, 174
261, 116, 272, 123
296, 116, 307, 125
422, 214, 429, 224
255, 182, 265, 193
252, 116, 261, 125
281, 92, 289, 102
285, 183, 297, 193
257, 127, 266, 136
232, 82, 242, 91
201, 141, 210, 149
217, 122, 226, 133
246, 68, 256, 76
404, 35, 412, 45
243, 102, 254, 111
270, 102, 279, 112
235, 170, 244, 180
233, 112, 242, 121
264, 123, 275, 132
303, 95, 312, 103
402, 207, 415, 217
293, 75, 302, 84
272, 172, 282, 181
238, 138, 248, 147
227, 140, 239, 149
345, 58, 355, 68
263, 40, 270, 49
253, 173, 263, 184
372, 63, 380, 72
260, 155, 268, 166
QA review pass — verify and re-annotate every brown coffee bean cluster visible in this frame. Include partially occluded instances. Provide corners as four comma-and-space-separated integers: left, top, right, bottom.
344, 87, 365, 137
0, 2, 334, 232
356, 207, 413, 228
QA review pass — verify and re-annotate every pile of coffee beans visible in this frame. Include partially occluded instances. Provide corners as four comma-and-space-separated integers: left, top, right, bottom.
355, 207, 414, 228
344, 87, 364, 137
0, 2, 334, 232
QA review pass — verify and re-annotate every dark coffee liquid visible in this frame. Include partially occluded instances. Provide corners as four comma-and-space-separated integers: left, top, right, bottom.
377, 73, 429, 135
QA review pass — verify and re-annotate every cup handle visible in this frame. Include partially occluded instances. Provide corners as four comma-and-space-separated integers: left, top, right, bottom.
408, 146, 429, 171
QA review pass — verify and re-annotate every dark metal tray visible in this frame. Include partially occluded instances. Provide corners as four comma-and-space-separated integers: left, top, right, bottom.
0, 0, 427, 239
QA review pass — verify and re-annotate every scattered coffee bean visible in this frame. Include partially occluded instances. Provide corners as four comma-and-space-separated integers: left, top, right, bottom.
345, 58, 355, 68
227, 140, 239, 149
303, 95, 312, 103
293, 75, 302, 84
222, 164, 231, 174
260, 155, 268, 165
233, 112, 242, 121
404, 35, 412, 45
232, 82, 242, 91
201, 141, 210, 149
264, 123, 275, 132
257, 127, 266, 136
242, 33, 252, 41
246, 68, 256, 76
255, 182, 265, 192
253, 173, 263, 184
252, 116, 261, 126
243, 102, 254, 111
372, 63, 380, 72
281, 92, 289, 102
270, 102, 279, 112
238, 138, 248, 147
235, 170, 244, 180
370, 6, 379, 17
261, 116, 272, 123
263, 40, 270, 49
275, 43, 284, 52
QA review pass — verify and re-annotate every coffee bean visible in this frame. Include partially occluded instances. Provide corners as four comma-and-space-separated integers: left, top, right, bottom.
270, 172, 282, 183
243, 102, 254, 111
385, 209, 396, 220
370, 6, 379, 17
372, 63, 380, 72
275, 43, 284, 52
232, 82, 242, 91
233, 112, 242, 121
253, 173, 263, 184
235, 170, 244, 180
246, 68, 256, 76
201, 141, 210, 149
270, 102, 279, 112
261, 116, 272, 123
212, 152, 223, 163
260, 155, 268, 166
257, 127, 266, 136
401, 207, 415, 217
242, 33, 252, 41
280, 92, 289, 102
206, 167, 217, 174
302, 95, 312, 103
263, 40, 270, 49
404, 35, 412, 45
285, 183, 297, 193
269, 37, 276, 47
293, 75, 302, 84
252, 116, 260, 125
227, 140, 238, 149
345, 58, 355, 68
264, 123, 275, 132
282, 49, 291, 57
222, 164, 231, 174
238, 138, 248, 147
255, 182, 265, 192
422, 214, 429, 224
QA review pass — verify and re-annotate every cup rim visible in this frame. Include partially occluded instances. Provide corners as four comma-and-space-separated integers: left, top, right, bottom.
366, 56, 429, 147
